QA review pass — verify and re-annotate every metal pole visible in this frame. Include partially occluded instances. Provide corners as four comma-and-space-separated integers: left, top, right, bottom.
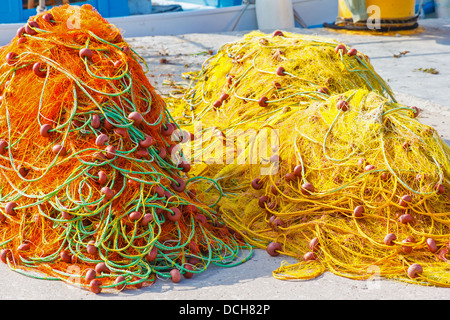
37, 0, 47, 13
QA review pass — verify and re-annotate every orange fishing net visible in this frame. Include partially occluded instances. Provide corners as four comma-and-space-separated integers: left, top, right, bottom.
166, 30, 450, 286
0, 5, 251, 294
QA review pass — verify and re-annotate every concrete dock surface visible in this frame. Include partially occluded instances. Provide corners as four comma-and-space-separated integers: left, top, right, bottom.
1, 18, 450, 300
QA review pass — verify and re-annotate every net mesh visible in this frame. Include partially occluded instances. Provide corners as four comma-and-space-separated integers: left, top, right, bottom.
0, 5, 251, 293
166, 30, 450, 286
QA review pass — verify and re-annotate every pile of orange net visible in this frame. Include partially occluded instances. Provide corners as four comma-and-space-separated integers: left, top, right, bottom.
0, 5, 251, 293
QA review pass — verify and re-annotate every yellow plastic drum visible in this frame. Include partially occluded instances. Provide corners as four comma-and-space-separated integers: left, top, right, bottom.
328, 0, 419, 31
338, 0, 416, 20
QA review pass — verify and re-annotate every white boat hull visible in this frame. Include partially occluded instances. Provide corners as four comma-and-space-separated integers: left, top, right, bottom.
0, 0, 337, 46
112, 4, 257, 37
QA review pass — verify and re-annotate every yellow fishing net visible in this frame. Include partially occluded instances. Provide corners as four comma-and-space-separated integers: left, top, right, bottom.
166, 30, 450, 286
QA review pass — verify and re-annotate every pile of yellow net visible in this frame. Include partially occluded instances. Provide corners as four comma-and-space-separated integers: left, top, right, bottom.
167, 30, 450, 286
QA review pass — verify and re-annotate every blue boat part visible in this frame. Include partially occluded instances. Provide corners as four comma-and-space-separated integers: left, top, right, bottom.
1, 0, 129, 23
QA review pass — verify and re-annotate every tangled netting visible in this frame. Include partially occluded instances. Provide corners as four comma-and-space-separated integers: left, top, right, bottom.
0, 5, 252, 294
167, 31, 450, 286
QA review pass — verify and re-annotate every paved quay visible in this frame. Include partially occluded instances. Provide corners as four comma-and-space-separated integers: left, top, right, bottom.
1, 18, 449, 300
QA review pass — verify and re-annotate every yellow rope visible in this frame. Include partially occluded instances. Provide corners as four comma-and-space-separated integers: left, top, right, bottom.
166, 30, 450, 286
